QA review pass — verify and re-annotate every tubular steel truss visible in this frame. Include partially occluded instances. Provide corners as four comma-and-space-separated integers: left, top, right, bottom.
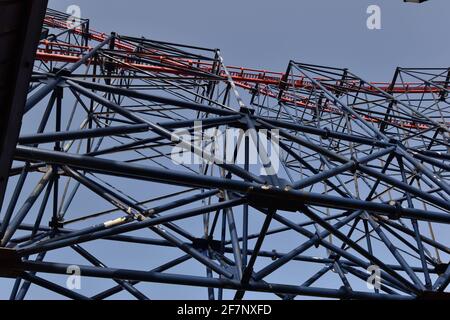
0, 8, 449, 300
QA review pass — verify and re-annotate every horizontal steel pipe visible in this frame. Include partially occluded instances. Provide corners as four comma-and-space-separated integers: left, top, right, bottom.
18, 124, 150, 145
21, 260, 412, 300
14, 146, 450, 224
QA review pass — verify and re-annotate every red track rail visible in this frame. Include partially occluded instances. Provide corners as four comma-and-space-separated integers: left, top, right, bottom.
37, 16, 449, 131
36, 44, 446, 95
40, 17, 449, 95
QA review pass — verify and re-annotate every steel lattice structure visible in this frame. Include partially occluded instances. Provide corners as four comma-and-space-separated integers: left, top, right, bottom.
0, 7, 449, 300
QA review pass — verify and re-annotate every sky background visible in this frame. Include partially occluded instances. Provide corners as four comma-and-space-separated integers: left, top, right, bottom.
1, 0, 449, 300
